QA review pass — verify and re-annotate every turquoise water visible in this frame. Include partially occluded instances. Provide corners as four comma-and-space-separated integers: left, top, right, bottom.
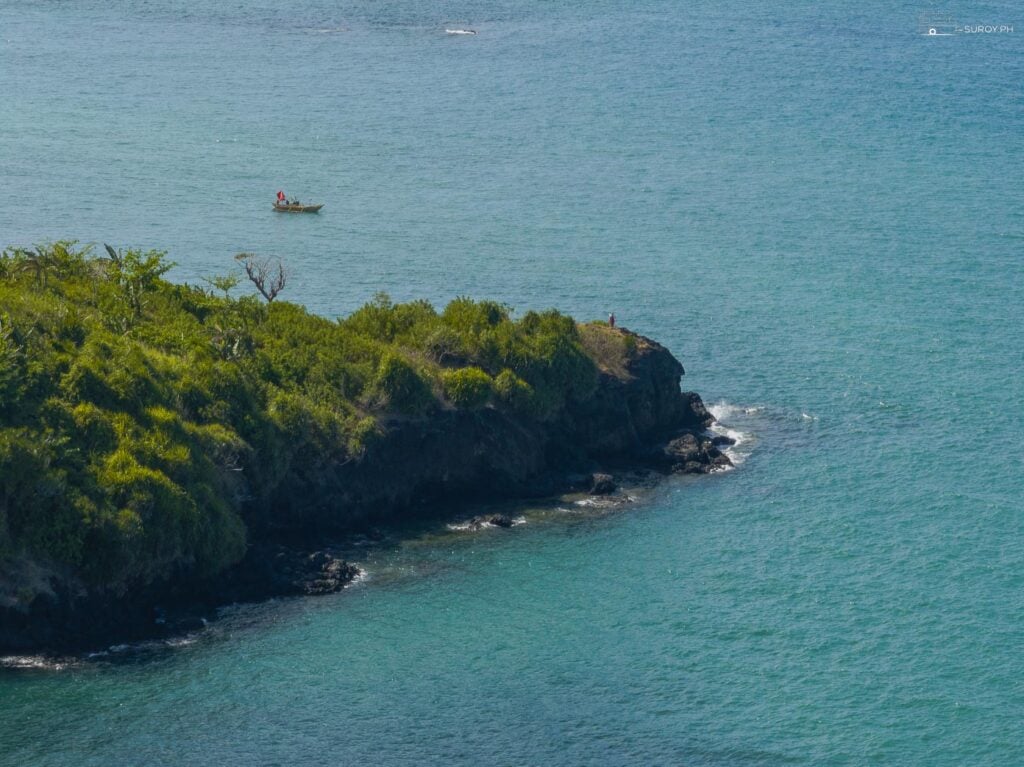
2, 0, 1024, 763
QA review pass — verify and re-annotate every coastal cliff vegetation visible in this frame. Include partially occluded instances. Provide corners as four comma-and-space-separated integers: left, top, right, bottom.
0, 242, 628, 594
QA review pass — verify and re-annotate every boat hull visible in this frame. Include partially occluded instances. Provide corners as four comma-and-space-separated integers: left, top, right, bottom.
273, 203, 324, 213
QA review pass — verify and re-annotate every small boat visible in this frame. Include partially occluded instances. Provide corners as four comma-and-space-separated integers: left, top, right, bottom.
445, 28, 477, 35
273, 202, 324, 213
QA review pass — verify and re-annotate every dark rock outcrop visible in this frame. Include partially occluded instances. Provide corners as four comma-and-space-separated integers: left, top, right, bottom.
589, 473, 617, 495
215, 546, 359, 601
0, 546, 360, 654
654, 432, 733, 474
465, 514, 515, 530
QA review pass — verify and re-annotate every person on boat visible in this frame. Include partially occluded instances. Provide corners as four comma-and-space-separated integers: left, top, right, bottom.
277, 190, 286, 205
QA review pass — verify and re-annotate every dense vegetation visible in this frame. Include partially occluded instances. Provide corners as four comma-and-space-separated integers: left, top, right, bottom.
0, 243, 622, 592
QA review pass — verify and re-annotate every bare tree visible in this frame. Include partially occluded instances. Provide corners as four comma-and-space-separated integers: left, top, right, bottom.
235, 253, 288, 302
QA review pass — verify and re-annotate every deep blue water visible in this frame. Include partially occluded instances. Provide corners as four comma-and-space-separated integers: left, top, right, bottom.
2, 1, 1023, 764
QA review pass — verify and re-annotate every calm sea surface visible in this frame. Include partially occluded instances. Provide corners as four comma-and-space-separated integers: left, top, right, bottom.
2, 1, 1023, 764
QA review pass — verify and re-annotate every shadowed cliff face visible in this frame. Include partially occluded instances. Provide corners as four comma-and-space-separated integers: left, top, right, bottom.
564, 330, 711, 455
261, 328, 717, 533
0, 327, 725, 654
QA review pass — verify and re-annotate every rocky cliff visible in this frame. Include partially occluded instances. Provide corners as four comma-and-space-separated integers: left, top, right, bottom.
0, 326, 728, 654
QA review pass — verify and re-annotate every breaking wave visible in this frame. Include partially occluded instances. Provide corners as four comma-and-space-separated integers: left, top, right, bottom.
706, 400, 758, 466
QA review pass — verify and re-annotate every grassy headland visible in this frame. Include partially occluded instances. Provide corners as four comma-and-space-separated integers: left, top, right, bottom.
0, 242, 636, 595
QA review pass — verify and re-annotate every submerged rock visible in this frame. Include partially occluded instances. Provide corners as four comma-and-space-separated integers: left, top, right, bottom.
465, 514, 514, 530
212, 546, 360, 602
304, 557, 361, 596
655, 431, 732, 474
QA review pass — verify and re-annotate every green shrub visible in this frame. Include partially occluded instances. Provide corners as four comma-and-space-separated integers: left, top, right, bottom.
0, 428, 87, 566
493, 369, 536, 414
441, 297, 508, 335
442, 367, 494, 409
421, 325, 464, 364
372, 353, 435, 414
346, 415, 380, 457
70, 402, 118, 454
0, 318, 25, 409
342, 293, 438, 344
94, 447, 245, 584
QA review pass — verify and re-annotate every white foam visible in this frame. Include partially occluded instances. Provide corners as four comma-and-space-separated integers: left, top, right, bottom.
0, 655, 71, 671
706, 400, 755, 466
446, 517, 522, 531
709, 422, 747, 447
572, 494, 635, 509
87, 630, 206, 658
707, 401, 740, 422
445, 28, 477, 35
573, 493, 626, 505
163, 634, 201, 649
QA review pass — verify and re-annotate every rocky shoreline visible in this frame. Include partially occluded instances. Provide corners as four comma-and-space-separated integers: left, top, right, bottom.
0, 328, 732, 656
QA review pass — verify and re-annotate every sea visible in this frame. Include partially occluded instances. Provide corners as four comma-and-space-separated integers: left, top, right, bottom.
1, 1, 1023, 764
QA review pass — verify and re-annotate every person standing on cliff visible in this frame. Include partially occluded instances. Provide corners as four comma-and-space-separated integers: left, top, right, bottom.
609, 313, 616, 328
